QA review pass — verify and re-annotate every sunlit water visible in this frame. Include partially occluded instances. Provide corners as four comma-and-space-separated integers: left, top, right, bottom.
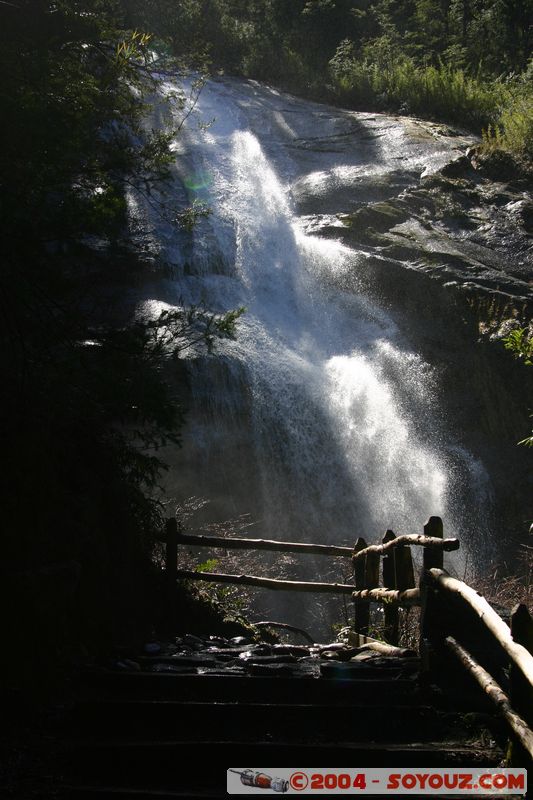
135, 77, 492, 629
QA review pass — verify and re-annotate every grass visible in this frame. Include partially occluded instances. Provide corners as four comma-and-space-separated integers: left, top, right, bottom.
482, 96, 533, 160
474, 545, 533, 613
330, 53, 533, 160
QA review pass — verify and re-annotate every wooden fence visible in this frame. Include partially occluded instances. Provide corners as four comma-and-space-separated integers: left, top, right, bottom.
166, 515, 458, 645
163, 514, 533, 766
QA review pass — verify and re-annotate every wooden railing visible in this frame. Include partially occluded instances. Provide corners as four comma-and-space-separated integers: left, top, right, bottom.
163, 514, 533, 765
421, 567, 533, 766
164, 515, 458, 645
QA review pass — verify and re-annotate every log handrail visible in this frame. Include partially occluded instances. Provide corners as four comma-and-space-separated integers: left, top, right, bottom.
351, 534, 459, 562
352, 587, 421, 606
445, 636, 533, 760
176, 569, 357, 594
166, 515, 533, 766
425, 568, 533, 694
174, 531, 354, 557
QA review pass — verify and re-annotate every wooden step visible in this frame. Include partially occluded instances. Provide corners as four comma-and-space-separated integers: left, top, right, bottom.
66, 738, 503, 791
63, 789, 225, 800
81, 671, 425, 705
70, 699, 487, 745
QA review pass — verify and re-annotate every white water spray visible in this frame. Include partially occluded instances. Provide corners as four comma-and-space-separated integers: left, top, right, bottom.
139, 79, 492, 616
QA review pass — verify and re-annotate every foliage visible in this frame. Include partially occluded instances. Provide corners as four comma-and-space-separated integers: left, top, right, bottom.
475, 546, 533, 610
0, 0, 244, 652
189, 557, 250, 625
176, 200, 212, 231
503, 328, 533, 447
482, 94, 533, 160
329, 45, 506, 128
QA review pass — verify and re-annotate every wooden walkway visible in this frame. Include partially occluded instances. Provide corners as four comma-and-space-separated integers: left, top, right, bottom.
64, 655, 504, 798
60, 516, 532, 798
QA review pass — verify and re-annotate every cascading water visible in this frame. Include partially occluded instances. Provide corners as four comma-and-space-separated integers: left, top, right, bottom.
138, 77, 492, 629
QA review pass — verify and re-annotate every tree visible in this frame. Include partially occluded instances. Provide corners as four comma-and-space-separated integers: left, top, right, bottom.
0, 0, 243, 650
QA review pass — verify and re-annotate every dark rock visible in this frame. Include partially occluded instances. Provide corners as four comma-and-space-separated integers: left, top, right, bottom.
143, 642, 161, 655
341, 201, 410, 239
151, 663, 197, 673
182, 634, 205, 646
121, 658, 141, 671
440, 156, 473, 178
470, 148, 533, 182
248, 663, 296, 676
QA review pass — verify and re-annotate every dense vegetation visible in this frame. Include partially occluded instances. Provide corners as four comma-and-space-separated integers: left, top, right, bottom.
129, 0, 533, 158
0, 0, 241, 665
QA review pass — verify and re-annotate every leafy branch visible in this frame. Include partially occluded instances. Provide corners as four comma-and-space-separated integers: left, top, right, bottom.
503, 327, 533, 447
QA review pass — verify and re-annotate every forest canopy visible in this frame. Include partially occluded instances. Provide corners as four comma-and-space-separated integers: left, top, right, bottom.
128, 0, 533, 157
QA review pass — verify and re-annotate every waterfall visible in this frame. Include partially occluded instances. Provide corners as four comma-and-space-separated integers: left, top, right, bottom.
137, 77, 493, 628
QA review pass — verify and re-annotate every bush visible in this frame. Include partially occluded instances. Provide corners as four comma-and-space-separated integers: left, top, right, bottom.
330, 41, 507, 131
482, 96, 533, 160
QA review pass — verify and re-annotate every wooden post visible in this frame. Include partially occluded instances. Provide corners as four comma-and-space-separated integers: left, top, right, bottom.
382, 530, 399, 645
423, 516, 444, 571
395, 545, 415, 591
165, 517, 178, 586
353, 538, 368, 635
364, 547, 380, 639
161, 517, 178, 632
420, 521, 444, 672
509, 603, 533, 766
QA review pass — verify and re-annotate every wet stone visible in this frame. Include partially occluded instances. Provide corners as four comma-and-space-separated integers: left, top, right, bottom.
230, 636, 252, 646
239, 653, 298, 664
248, 663, 297, 677
151, 663, 198, 674
271, 644, 311, 656
208, 636, 229, 647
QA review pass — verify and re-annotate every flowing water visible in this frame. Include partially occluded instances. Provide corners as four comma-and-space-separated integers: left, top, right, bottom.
135, 77, 492, 628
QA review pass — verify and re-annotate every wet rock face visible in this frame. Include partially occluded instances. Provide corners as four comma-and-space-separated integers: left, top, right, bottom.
297, 140, 533, 545
300, 147, 533, 311
110, 634, 419, 679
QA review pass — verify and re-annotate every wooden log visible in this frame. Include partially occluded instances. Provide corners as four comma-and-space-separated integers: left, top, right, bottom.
352, 588, 421, 607
428, 569, 533, 693
175, 531, 354, 558
352, 532, 458, 563
353, 537, 369, 636
357, 642, 417, 658
445, 636, 533, 760
254, 621, 315, 644
176, 570, 357, 594
382, 530, 399, 644
423, 517, 444, 571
